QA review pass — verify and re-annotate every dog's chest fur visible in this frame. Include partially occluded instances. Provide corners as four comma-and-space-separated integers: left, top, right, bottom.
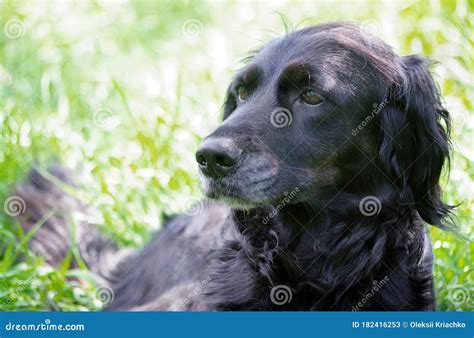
206, 206, 435, 311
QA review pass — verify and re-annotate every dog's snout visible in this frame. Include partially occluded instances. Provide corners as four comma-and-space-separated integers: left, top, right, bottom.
196, 138, 241, 179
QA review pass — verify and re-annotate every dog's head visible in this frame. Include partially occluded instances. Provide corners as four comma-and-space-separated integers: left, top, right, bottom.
196, 22, 451, 226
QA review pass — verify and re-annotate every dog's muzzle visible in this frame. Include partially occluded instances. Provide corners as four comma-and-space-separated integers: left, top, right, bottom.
196, 138, 242, 179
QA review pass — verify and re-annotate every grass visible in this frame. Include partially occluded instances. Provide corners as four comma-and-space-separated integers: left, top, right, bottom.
0, 0, 472, 311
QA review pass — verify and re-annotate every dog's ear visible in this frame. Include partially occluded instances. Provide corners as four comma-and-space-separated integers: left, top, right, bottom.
378, 55, 452, 227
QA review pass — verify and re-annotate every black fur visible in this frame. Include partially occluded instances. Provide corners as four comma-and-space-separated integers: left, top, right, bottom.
14, 22, 452, 311
198, 23, 452, 310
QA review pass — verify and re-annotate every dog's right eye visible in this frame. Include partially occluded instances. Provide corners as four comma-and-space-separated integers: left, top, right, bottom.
237, 86, 249, 102
300, 90, 323, 106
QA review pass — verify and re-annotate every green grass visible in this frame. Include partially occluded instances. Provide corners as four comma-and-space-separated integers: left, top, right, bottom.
0, 0, 472, 311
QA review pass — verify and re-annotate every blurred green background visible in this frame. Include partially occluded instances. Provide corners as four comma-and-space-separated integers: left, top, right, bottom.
0, 0, 472, 311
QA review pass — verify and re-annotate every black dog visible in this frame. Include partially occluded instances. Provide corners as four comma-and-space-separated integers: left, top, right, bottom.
15, 22, 452, 311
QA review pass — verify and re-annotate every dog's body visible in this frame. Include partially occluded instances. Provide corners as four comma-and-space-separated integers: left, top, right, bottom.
15, 22, 452, 311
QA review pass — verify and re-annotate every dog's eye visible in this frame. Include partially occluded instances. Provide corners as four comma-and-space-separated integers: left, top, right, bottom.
237, 86, 249, 102
301, 90, 323, 105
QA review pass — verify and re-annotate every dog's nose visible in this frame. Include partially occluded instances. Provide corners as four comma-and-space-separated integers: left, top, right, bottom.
196, 138, 241, 179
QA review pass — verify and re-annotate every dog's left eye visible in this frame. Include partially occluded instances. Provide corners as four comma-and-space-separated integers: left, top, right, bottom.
237, 86, 249, 102
300, 90, 323, 105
